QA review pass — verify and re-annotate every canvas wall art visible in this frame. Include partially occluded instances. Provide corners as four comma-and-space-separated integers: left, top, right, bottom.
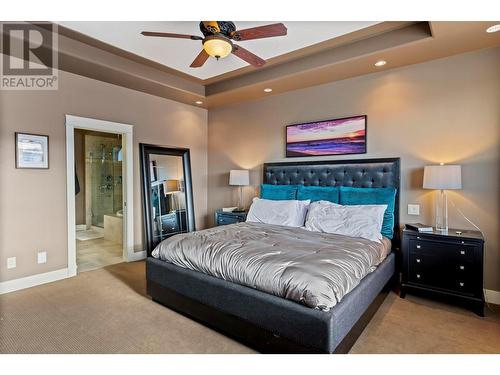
286, 115, 367, 157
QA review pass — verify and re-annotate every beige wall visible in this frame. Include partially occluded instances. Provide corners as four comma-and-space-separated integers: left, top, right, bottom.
0, 68, 208, 282
208, 47, 500, 291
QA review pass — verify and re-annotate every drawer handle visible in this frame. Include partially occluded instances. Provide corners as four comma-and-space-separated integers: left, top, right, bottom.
459, 282, 464, 287
416, 274, 421, 279
417, 236, 421, 240
460, 265, 465, 270
416, 245, 421, 249
416, 259, 421, 263
460, 250, 465, 255
461, 241, 465, 244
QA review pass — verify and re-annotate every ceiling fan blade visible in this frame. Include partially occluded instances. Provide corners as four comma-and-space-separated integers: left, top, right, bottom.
232, 44, 266, 67
141, 31, 203, 40
190, 49, 210, 68
232, 23, 287, 41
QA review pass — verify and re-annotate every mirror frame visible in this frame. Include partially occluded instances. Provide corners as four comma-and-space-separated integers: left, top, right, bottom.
140, 143, 196, 256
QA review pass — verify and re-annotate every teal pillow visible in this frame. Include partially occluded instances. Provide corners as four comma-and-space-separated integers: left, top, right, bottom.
297, 185, 339, 203
260, 184, 298, 200
339, 186, 397, 239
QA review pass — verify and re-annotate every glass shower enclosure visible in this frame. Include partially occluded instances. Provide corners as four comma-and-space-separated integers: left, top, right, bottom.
85, 134, 123, 228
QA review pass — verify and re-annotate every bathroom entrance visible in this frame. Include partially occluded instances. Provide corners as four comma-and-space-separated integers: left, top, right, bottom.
74, 130, 124, 272
65, 115, 136, 277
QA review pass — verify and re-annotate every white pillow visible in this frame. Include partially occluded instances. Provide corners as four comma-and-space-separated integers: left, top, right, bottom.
305, 200, 387, 242
246, 198, 311, 227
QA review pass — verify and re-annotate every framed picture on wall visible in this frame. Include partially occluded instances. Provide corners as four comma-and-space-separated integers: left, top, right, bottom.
15, 132, 49, 169
286, 115, 367, 157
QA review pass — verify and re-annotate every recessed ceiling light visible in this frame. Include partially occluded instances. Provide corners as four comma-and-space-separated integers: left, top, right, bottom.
263, 88, 273, 93
486, 24, 500, 33
374, 60, 387, 67
195, 101, 203, 105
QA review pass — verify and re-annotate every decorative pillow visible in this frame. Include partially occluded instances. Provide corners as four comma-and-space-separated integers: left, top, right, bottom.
339, 186, 397, 239
260, 184, 298, 200
305, 201, 387, 243
246, 198, 310, 227
297, 185, 339, 203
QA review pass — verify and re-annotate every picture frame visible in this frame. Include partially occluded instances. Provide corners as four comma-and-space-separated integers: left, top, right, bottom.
15, 132, 49, 169
286, 115, 367, 157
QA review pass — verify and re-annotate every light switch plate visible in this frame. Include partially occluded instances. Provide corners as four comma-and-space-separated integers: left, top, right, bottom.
7, 257, 16, 269
408, 204, 420, 215
37, 251, 47, 264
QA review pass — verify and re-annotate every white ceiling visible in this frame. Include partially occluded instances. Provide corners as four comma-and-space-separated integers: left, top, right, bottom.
57, 21, 378, 80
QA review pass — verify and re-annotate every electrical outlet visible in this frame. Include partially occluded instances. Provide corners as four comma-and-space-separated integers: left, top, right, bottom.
7, 257, 16, 269
37, 251, 47, 264
408, 204, 420, 216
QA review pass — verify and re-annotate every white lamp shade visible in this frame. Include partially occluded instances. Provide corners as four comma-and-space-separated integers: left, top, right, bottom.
163, 179, 180, 194
229, 170, 249, 186
423, 165, 462, 190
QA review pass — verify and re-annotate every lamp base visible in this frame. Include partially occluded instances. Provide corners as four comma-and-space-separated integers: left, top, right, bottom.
435, 189, 448, 232
234, 186, 246, 212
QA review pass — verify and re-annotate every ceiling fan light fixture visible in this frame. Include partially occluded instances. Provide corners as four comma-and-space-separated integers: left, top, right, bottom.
203, 36, 232, 59
141, 22, 287, 68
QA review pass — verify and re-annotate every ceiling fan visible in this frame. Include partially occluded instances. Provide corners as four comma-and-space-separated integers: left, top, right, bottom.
141, 21, 287, 68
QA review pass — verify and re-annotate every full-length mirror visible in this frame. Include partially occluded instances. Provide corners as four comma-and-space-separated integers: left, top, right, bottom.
140, 144, 195, 255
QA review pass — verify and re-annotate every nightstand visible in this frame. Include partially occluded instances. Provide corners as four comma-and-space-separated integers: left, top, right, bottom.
400, 227, 485, 316
215, 209, 248, 226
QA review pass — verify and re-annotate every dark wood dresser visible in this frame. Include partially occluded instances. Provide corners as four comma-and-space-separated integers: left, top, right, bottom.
215, 209, 248, 226
400, 228, 485, 316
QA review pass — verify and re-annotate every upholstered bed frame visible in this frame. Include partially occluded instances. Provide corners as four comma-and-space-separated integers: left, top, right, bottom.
146, 157, 401, 353
263, 158, 401, 249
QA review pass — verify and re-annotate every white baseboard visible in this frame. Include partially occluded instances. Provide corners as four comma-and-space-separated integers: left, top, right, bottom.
128, 250, 146, 262
485, 289, 500, 305
75, 224, 87, 231
0, 268, 71, 295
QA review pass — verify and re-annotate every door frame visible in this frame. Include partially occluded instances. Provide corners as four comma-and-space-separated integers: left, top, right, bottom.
65, 115, 136, 276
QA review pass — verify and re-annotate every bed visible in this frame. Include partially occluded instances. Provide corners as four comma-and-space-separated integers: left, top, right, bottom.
146, 157, 400, 353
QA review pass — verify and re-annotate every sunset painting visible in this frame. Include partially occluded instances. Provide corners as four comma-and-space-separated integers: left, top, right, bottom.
286, 115, 366, 157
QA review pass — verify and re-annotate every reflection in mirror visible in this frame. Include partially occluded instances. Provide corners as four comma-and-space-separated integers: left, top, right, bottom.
140, 144, 195, 255
150, 154, 188, 245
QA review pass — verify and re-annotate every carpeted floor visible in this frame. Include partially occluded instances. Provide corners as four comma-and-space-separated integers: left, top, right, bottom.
0, 261, 499, 354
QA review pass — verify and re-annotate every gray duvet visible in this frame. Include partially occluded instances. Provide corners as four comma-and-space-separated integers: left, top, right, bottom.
152, 222, 391, 311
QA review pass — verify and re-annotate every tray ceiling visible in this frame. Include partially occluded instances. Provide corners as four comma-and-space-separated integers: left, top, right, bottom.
57, 21, 378, 80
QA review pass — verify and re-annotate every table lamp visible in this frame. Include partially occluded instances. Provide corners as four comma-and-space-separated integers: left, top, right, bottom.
163, 179, 180, 211
229, 170, 249, 211
423, 164, 462, 232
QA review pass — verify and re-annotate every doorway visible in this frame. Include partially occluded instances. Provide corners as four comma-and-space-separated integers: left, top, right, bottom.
74, 129, 123, 272
66, 115, 137, 277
